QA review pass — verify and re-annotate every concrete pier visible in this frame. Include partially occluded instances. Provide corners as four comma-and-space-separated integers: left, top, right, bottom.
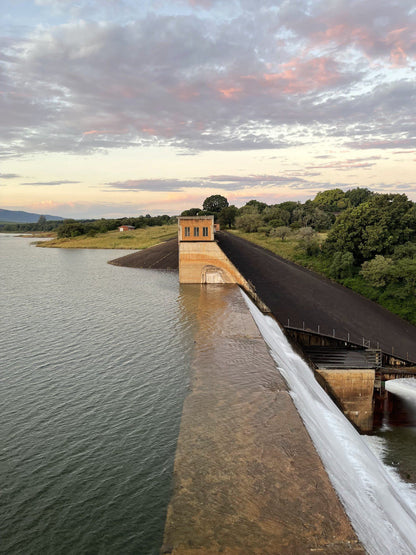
316, 369, 375, 432
162, 286, 364, 554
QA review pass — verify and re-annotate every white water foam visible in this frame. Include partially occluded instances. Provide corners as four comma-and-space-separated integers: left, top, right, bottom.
242, 290, 416, 555
386, 378, 416, 401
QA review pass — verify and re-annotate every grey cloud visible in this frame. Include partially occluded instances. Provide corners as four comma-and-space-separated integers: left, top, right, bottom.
0, 2, 415, 157
105, 173, 329, 193
0, 172, 20, 178
20, 180, 80, 186
105, 179, 203, 192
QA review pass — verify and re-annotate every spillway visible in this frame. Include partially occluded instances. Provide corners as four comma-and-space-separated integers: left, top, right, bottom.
386, 378, 416, 401
242, 290, 416, 555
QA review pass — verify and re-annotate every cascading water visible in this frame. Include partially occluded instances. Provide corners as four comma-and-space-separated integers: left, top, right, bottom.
242, 290, 416, 555
386, 378, 416, 400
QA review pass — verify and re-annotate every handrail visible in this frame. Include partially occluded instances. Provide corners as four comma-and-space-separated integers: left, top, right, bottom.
284, 324, 416, 366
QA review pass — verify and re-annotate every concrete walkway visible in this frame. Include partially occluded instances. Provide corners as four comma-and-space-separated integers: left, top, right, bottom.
162, 286, 364, 554
217, 232, 416, 363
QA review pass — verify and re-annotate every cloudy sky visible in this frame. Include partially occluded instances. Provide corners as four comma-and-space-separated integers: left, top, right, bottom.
1, 0, 415, 218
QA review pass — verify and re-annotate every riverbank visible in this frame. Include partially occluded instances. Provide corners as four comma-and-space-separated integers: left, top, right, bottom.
36, 224, 177, 249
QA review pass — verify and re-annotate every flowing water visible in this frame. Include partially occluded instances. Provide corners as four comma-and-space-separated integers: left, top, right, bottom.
0, 235, 198, 555
373, 379, 416, 485
242, 290, 416, 555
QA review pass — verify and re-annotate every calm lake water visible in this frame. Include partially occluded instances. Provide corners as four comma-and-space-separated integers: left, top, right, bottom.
0, 236, 198, 555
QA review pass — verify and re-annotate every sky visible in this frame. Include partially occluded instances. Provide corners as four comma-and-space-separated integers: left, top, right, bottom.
0, 0, 415, 218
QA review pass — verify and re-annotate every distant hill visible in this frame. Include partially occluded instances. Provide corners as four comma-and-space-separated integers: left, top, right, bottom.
0, 209, 64, 223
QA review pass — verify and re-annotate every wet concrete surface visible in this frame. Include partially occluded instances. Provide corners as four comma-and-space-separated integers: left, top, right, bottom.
163, 285, 364, 554
216, 232, 416, 363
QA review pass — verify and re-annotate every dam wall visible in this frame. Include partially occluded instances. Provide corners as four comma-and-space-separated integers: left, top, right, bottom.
179, 241, 270, 312
179, 241, 245, 284
162, 285, 363, 554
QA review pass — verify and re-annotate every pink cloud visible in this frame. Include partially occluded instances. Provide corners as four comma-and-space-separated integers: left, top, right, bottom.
310, 18, 415, 66
173, 84, 201, 101
261, 56, 342, 94
385, 27, 413, 66
313, 24, 375, 52
141, 126, 156, 135
217, 87, 242, 99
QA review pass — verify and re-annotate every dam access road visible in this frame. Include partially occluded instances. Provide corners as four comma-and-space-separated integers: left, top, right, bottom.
215, 231, 416, 363
110, 231, 416, 363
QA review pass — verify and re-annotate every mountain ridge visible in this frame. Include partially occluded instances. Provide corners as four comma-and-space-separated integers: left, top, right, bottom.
0, 208, 64, 223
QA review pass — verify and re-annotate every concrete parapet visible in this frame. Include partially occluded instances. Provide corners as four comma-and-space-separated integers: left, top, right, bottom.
316, 369, 375, 432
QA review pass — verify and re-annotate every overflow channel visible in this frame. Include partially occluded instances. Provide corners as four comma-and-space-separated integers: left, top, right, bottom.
162, 285, 363, 554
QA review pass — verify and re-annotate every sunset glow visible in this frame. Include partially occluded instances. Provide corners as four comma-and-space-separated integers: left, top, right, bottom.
1, 0, 415, 218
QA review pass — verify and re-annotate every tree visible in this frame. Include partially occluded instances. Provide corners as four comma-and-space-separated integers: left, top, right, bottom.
392, 242, 416, 260
292, 201, 333, 230
345, 187, 373, 207
244, 199, 268, 213
37, 215, 47, 231
202, 194, 229, 213
235, 212, 264, 232
325, 194, 416, 262
360, 255, 393, 287
313, 189, 347, 213
218, 205, 238, 228
263, 205, 291, 227
329, 251, 355, 279
57, 221, 86, 238
270, 226, 291, 241
297, 226, 314, 240
180, 208, 201, 216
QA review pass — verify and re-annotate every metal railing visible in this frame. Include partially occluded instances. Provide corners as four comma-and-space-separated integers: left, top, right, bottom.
283, 320, 415, 366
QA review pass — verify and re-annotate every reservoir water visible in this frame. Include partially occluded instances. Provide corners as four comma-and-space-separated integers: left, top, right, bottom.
0, 235, 197, 554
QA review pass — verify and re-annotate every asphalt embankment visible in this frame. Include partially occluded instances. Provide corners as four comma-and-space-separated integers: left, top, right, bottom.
216, 231, 416, 363
108, 238, 178, 270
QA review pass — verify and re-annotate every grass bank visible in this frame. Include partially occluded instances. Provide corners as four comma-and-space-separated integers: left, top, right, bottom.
16, 232, 57, 238
228, 229, 327, 269
37, 225, 177, 249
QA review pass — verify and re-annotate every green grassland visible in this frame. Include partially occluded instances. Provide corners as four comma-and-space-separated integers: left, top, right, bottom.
228, 229, 327, 267
37, 224, 177, 249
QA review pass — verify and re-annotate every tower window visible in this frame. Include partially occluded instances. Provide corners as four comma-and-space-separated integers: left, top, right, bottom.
202, 227, 209, 237
194, 227, 199, 237
184, 226, 190, 237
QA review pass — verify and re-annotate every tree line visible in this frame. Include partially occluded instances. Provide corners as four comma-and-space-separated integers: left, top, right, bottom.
0, 214, 176, 237
187, 191, 416, 324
